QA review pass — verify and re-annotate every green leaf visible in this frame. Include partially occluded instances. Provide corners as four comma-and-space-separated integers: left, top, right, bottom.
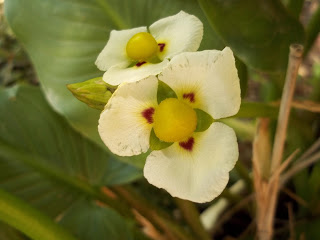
283, 0, 304, 19
67, 77, 114, 110
0, 222, 26, 240
157, 80, 177, 104
60, 199, 134, 240
4, 0, 224, 150
0, 188, 77, 240
235, 57, 248, 98
197, 0, 305, 72
194, 109, 213, 132
0, 85, 140, 239
149, 129, 173, 151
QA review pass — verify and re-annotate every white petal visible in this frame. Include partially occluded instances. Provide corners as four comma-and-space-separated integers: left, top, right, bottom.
144, 122, 238, 203
95, 27, 147, 71
158, 48, 241, 119
149, 11, 203, 60
103, 60, 169, 86
98, 76, 158, 156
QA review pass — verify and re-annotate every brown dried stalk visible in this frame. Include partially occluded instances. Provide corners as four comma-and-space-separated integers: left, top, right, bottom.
254, 44, 304, 240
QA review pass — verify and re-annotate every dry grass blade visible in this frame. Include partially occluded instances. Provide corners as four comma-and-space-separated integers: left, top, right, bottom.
270, 149, 300, 183
291, 100, 320, 113
282, 151, 320, 185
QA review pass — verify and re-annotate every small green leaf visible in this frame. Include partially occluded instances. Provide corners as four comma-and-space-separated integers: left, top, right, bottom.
194, 109, 214, 132
157, 80, 177, 104
149, 129, 173, 151
67, 77, 114, 110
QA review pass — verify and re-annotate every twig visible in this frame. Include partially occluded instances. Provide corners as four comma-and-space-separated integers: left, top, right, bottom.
291, 100, 320, 113
269, 149, 300, 183
287, 203, 295, 240
282, 188, 308, 207
271, 44, 304, 173
174, 198, 211, 240
211, 194, 254, 236
112, 185, 195, 240
282, 151, 320, 185
200, 180, 246, 231
295, 137, 320, 164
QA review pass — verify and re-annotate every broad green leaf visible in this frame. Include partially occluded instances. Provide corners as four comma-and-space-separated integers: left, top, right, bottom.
283, 0, 304, 19
197, 0, 305, 72
0, 222, 26, 240
149, 129, 173, 151
0, 188, 77, 240
0, 85, 141, 239
157, 80, 177, 104
60, 199, 134, 240
4, 0, 224, 152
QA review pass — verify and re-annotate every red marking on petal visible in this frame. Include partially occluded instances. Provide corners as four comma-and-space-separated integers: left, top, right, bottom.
158, 43, 165, 52
183, 93, 195, 103
142, 107, 155, 124
179, 137, 194, 151
136, 61, 146, 67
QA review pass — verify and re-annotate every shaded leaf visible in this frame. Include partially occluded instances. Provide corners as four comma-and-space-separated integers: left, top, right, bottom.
60, 199, 134, 240
0, 222, 26, 240
197, 0, 305, 72
0, 85, 141, 239
0, 188, 77, 240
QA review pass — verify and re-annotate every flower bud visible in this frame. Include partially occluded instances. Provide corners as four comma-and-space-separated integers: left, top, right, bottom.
67, 77, 114, 110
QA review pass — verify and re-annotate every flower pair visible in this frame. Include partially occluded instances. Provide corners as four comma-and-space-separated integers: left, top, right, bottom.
96, 12, 241, 203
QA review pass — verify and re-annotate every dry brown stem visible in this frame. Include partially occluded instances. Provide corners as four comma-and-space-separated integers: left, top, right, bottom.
253, 44, 303, 240
271, 44, 304, 173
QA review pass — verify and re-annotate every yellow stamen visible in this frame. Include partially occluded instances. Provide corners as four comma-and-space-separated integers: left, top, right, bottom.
126, 32, 158, 61
153, 98, 197, 142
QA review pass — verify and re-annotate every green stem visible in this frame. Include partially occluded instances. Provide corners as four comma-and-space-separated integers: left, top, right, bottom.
235, 101, 279, 119
0, 188, 77, 240
112, 185, 196, 240
235, 161, 252, 191
0, 140, 132, 218
220, 188, 242, 204
304, 6, 320, 57
220, 118, 255, 141
174, 198, 211, 240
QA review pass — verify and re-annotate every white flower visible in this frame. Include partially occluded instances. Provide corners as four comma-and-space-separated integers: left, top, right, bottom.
98, 48, 241, 203
95, 11, 203, 86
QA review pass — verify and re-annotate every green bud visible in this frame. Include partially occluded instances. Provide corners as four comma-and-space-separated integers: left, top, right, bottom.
67, 77, 115, 110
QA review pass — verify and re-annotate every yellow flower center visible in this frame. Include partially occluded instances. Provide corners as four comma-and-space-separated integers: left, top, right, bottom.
153, 98, 197, 143
126, 32, 158, 61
